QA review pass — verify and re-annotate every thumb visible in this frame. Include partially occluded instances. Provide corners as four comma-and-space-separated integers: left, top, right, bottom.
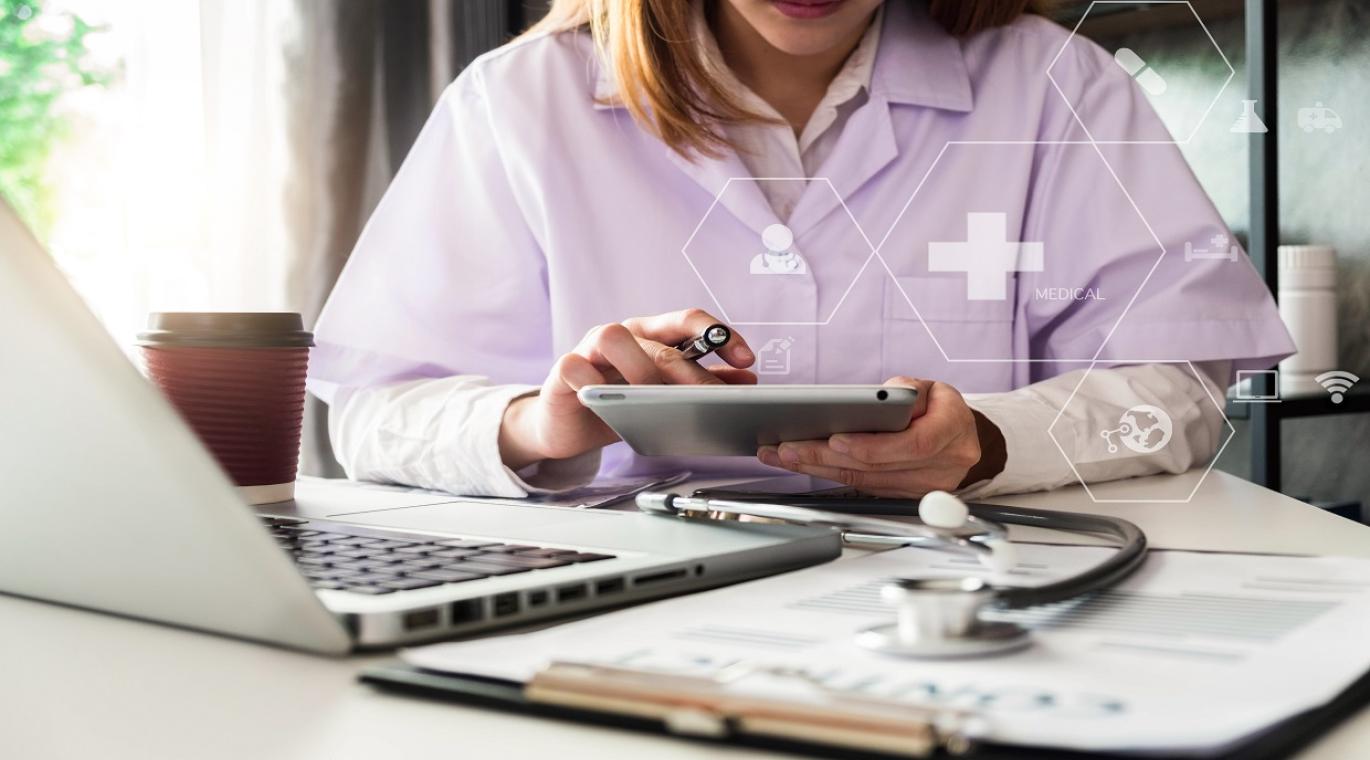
883, 375, 931, 418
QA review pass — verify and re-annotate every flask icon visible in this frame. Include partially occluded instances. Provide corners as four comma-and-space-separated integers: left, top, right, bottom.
1231, 99, 1269, 134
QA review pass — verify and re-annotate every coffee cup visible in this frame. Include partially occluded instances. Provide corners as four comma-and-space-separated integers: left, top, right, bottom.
138, 313, 313, 505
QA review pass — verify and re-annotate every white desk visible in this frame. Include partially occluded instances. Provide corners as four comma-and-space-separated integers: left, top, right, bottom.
5, 471, 1370, 760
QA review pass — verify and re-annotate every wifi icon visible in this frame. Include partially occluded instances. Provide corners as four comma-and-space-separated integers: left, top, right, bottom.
1315, 370, 1360, 404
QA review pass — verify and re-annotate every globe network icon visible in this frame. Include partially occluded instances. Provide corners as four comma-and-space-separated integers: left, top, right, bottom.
1100, 405, 1174, 455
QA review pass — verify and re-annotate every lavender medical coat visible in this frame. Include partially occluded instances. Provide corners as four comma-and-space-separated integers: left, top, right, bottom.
309, 1, 1292, 479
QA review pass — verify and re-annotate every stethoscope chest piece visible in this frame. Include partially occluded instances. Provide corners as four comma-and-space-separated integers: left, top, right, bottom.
856, 577, 1031, 659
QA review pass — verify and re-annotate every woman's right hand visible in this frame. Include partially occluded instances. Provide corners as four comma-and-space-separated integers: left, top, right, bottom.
498, 309, 756, 470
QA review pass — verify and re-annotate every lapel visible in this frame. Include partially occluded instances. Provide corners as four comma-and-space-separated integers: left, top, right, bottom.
786, 95, 899, 240
666, 147, 782, 238
789, 0, 975, 238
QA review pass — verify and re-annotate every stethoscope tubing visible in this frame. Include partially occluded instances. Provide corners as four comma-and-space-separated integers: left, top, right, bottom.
642, 494, 1008, 561
640, 492, 1148, 611
968, 504, 1148, 609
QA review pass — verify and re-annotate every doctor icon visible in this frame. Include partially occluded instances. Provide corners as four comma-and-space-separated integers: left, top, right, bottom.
750, 223, 808, 276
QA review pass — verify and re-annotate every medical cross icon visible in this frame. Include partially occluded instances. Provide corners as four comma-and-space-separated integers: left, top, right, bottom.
928, 212, 1044, 301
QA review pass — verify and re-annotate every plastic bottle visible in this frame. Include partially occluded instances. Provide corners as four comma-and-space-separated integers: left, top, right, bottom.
1278, 245, 1339, 397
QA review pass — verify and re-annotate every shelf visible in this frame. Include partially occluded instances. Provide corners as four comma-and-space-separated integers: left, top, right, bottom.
1228, 389, 1370, 420
1268, 389, 1370, 418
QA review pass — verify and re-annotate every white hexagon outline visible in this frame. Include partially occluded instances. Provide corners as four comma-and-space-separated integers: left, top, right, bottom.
1047, 359, 1236, 503
1047, 1, 1236, 145
678, 176, 880, 326
870, 139, 1168, 365
671, 3, 1241, 503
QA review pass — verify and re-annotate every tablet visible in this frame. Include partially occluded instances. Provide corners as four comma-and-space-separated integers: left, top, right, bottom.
578, 384, 918, 456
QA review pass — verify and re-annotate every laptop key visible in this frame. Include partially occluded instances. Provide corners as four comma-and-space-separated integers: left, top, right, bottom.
366, 540, 417, 550
392, 559, 446, 571
331, 547, 389, 559
301, 568, 343, 580
296, 556, 333, 567
514, 548, 582, 558
428, 548, 482, 559
369, 559, 447, 576
449, 561, 531, 576
310, 581, 348, 590
391, 544, 442, 555
332, 558, 399, 571
435, 539, 501, 549
469, 555, 571, 569
408, 569, 487, 583
331, 536, 383, 547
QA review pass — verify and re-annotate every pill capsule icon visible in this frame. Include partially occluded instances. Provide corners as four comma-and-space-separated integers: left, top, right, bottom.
1114, 47, 1167, 96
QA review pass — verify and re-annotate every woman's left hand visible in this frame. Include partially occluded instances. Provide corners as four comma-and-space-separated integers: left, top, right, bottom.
757, 377, 1007, 498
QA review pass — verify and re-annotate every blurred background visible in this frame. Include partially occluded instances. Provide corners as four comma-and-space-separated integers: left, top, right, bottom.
2, 0, 1365, 508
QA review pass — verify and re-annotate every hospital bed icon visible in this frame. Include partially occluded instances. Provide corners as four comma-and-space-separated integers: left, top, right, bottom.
1184, 234, 1240, 263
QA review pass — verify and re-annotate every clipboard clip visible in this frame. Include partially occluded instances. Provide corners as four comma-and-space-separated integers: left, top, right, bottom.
526, 659, 987, 757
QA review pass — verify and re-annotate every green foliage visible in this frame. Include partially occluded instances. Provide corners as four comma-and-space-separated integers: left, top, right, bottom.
0, 0, 109, 237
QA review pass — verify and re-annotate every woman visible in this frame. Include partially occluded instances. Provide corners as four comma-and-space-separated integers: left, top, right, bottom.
308, 0, 1292, 499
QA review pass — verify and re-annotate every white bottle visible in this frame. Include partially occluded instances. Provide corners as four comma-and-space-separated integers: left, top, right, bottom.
1278, 245, 1339, 397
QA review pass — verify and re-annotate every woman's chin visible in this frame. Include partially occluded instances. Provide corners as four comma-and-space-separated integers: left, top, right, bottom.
756, 25, 855, 57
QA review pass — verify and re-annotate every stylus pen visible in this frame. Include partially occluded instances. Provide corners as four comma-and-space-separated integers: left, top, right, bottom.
675, 324, 731, 361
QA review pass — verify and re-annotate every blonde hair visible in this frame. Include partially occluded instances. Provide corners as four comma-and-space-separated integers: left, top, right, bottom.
524, 0, 1041, 157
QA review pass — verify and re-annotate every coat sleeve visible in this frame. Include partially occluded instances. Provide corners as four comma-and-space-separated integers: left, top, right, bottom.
306, 66, 599, 496
308, 67, 555, 406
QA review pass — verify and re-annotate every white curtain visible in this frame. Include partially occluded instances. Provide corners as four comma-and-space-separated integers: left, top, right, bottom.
45, 0, 301, 350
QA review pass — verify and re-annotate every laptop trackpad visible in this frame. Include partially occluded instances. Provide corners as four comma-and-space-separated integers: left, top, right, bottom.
333, 500, 636, 546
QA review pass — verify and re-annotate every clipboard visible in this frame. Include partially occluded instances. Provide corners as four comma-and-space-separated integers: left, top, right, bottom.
360, 657, 1370, 759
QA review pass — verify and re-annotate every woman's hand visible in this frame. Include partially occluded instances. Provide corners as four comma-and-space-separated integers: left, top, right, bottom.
756, 377, 1007, 497
499, 309, 755, 470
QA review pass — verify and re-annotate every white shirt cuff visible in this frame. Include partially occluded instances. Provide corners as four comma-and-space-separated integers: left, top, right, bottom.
441, 384, 602, 497
960, 390, 1075, 499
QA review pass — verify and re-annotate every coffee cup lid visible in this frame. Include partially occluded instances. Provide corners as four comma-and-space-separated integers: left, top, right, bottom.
137, 312, 315, 348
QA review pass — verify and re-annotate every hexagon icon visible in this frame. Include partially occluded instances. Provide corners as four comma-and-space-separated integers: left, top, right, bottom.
1047, 360, 1235, 503
680, 177, 877, 325
873, 142, 1163, 367
1047, 1, 1235, 143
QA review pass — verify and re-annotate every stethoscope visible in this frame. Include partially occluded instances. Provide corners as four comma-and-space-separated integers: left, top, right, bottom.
637, 489, 1147, 659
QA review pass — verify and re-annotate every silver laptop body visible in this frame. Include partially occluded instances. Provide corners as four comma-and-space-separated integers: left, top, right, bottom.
0, 201, 840, 653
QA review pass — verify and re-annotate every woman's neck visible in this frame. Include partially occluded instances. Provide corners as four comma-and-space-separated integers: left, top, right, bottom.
710, 3, 871, 136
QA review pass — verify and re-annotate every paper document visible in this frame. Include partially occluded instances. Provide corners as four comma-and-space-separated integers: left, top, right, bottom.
404, 545, 1370, 754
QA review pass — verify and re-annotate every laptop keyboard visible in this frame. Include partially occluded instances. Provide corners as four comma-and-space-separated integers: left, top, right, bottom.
261, 516, 615, 595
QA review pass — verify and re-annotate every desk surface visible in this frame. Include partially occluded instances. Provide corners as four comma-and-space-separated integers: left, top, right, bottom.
6, 471, 1370, 760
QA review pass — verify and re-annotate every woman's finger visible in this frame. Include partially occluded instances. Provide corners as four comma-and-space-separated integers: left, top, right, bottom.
634, 337, 723, 385
709, 366, 757, 384
759, 459, 948, 497
546, 352, 606, 397
621, 308, 754, 369
575, 323, 663, 385
761, 440, 907, 472
829, 379, 961, 464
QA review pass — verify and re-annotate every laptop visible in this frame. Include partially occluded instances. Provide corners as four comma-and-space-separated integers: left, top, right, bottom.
0, 201, 840, 653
